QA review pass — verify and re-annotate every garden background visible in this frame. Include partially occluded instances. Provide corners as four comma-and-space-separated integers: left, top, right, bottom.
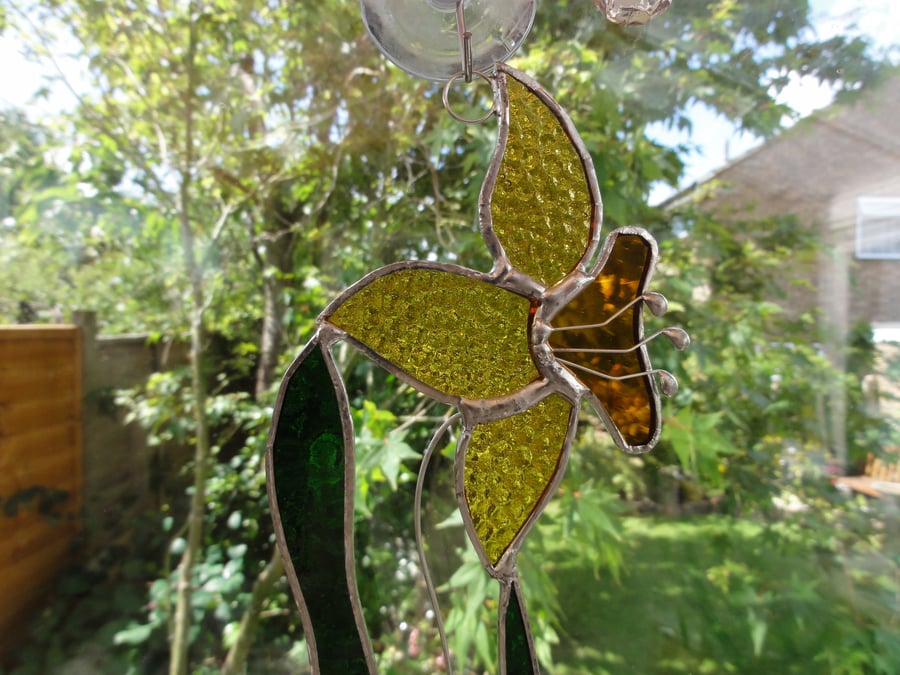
1, 1, 899, 673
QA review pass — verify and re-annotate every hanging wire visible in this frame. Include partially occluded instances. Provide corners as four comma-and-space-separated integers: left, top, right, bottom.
441, 0, 495, 124
455, 0, 473, 82
414, 413, 462, 675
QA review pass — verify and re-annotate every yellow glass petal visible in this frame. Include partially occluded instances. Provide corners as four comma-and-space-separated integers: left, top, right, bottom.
489, 70, 596, 288
327, 267, 537, 401
463, 394, 573, 565
550, 233, 658, 448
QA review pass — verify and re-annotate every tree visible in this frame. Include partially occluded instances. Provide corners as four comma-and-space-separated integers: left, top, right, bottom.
0, 109, 166, 326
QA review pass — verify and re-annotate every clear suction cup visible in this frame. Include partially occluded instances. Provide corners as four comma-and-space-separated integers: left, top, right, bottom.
359, 0, 537, 82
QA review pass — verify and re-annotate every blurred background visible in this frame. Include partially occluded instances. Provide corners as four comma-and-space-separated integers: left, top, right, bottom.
1, 1, 898, 673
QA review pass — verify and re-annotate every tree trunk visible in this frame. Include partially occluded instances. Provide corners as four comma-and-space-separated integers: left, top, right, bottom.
254, 270, 285, 399
224, 240, 293, 673
220, 551, 285, 675
169, 9, 205, 675
169, 306, 210, 675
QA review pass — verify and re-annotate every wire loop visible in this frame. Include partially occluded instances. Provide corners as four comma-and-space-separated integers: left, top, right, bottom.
442, 70, 496, 124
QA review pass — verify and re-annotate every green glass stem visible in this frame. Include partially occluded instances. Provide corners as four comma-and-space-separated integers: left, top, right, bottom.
268, 336, 374, 674
500, 578, 540, 674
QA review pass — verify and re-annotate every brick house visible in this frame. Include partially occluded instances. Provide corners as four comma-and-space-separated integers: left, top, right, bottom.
674, 73, 900, 466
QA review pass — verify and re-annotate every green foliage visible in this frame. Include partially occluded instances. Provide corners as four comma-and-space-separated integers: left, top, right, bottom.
71, 380, 294, 668
441, 546, 501, 672
551, 507, 900, 675
666, 408, 729, 490
2, 520, 169, 675
647, 203, 896, 515
354, 400, 421, 499
0, 111, 167, 327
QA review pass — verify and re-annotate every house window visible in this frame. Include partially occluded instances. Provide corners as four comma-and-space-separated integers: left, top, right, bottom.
856, 197, 900, 260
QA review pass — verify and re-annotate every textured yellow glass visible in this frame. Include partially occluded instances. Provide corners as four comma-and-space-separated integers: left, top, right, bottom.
463, 394, 572, 565
550, 234, 656, 447
327, 268, 537, 400
491, 76, 593, 288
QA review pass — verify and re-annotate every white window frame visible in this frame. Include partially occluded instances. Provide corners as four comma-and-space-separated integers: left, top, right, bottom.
856, 197, 900, 260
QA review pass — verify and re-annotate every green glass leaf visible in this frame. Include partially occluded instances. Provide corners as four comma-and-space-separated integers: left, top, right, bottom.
269, 339, 372, 674
325, 265, 538, 401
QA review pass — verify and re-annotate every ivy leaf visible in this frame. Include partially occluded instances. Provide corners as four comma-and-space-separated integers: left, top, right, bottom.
113, 622, 154, 646
373, 431, 420, 491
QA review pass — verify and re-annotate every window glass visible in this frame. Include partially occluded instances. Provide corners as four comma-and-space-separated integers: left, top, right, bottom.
1, 2, 899, 674
857, 197, 900, 259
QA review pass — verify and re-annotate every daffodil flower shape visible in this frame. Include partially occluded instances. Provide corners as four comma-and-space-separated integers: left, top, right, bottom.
267, 63, 688, 675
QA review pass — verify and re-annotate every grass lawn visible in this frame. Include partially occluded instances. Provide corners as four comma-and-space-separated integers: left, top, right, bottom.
548, 513, 900, 674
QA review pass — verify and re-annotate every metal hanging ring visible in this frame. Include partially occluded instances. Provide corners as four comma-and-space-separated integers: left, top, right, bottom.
442, 70, 496, 124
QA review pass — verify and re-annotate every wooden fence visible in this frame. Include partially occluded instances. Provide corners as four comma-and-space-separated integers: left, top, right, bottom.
0, 314, 191, 661
0, 326, 83, 653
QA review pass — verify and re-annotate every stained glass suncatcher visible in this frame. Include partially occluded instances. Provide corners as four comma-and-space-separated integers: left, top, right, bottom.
267, 63, 688, 674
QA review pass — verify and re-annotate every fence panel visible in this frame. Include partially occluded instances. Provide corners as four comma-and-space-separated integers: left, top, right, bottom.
0, 326, 82, 654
